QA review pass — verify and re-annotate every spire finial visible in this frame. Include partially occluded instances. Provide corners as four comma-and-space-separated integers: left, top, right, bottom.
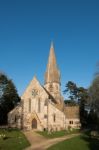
51, 41, 54, 48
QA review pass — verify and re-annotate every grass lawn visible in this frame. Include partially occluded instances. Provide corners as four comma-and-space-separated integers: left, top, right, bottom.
0, 128, 30, 150
47, 134, 99, 150
37, 129, 80, 138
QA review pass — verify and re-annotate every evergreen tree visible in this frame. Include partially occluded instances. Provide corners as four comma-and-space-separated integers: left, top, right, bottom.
0, 73, 20, 125
64, 81, 89, 127
89, 75, 99, 121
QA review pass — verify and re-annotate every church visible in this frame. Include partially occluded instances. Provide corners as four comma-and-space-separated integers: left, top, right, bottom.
8, 43, 80, 131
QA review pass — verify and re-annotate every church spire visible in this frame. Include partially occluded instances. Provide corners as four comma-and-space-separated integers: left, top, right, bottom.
44, 42, 60, 84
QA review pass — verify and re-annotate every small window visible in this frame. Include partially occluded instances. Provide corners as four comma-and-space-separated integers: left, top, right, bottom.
49, 84, 53, 92
69, 121, 73, 124
44, 115, 47, 119
56, 85, 58, 90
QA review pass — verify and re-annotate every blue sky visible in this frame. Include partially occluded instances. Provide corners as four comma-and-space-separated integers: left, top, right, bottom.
0, 0, 99, 96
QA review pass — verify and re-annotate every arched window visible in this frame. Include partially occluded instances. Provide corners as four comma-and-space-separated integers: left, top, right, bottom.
29, 99, 31, 112
15, 115, 17, 123
38, 99, 41, 113
44, 99, 48, 106
53, 114, 56, 122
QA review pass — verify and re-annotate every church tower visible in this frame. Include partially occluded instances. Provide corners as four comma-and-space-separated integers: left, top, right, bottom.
44, 42, 61, 103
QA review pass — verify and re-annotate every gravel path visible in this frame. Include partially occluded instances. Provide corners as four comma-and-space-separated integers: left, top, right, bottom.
24, 131, 80, 150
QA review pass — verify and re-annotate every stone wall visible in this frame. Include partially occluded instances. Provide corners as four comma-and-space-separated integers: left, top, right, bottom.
65, 106, 81, 129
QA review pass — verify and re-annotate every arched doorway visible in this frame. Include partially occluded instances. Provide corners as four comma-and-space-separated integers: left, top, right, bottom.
32, 118, 37, 129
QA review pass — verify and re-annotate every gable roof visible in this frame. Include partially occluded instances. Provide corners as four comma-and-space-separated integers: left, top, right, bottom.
21, 76, 48, 99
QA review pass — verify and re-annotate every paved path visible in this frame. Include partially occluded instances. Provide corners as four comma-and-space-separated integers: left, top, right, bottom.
24, 131, 80, 150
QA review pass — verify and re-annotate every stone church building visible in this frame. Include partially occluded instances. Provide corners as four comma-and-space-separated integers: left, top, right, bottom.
8, 43, 80, 131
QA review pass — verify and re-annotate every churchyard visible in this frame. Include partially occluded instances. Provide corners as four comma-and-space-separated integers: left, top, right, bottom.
0, 128, 99, 150
0, 128, 30, 150
47, 132, 99, 150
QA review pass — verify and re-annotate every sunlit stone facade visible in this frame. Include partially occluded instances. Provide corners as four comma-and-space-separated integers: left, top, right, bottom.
8, 43, 80, 131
